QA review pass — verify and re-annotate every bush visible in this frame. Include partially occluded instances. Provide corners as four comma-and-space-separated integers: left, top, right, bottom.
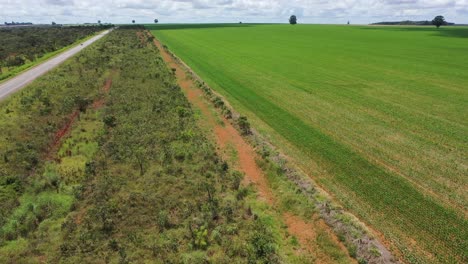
193, 225, 209, 250
231, 171, 243, 190
249, 220, 278, 262
103, 115, 117, 128
237, 116, 251, 135
212, 97, 224, 108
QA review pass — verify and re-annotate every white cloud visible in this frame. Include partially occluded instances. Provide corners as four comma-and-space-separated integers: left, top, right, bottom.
0, 0, 466, 24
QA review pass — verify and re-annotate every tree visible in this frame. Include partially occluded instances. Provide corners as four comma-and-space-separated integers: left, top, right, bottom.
432, 15, 446, 28
98, 20, 101, 24
154, 19, 158, 23
52, 21, 56, 26
132, 20, 135, 24
289, 15, 297, 25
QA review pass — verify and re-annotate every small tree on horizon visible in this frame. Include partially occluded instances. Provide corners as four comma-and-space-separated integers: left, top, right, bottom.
154, 19, 158, 23
132, 20, 135, 24
289, 15, 297, 25
432, 15, 446, 28
98, 20, 101, 24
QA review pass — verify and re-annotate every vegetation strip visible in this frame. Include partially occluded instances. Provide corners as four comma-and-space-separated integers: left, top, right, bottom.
0, 25, 113, 262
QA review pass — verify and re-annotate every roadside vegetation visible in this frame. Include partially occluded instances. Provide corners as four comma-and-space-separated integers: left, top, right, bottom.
0, 25, 111, 81
0, 23, 113, 262
0, 26, 327, 263
149, 24, 468, 263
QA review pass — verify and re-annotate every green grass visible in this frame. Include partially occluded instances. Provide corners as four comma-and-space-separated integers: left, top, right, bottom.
149, 24, 468, 263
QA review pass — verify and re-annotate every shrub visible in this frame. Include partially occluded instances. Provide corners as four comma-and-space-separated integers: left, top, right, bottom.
237, 116, 251, 135
212, 97, 224, 108
157, 210, 170, 230
193, 225, 209, 250
249, 220, 278, 262
231, 171, 243, 190
103, 115, 117, 128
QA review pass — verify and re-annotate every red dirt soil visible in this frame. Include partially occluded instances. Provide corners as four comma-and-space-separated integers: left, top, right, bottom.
52, 110, 79, 148
74, 206, 88, 225
48, 75, 113, 161
92, 77, 112, 109
151, 32, 354, 262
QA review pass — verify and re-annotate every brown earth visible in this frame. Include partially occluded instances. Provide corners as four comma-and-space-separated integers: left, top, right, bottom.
92, 77, 112, 109
74, 206, 88, 226
151, 32, 354, 263
48, 73, 113, 161
51, 110, 79, 151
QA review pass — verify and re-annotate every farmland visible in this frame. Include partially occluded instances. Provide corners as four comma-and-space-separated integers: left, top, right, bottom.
149, 24, 468, 263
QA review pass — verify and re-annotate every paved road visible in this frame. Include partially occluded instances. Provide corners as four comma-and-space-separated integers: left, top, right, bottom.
0, 29, 111, 100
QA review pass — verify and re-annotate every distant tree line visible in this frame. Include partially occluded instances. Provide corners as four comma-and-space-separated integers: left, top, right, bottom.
4, 22, 33, 26
372, 16, 453, 27
0, 25, 111, 72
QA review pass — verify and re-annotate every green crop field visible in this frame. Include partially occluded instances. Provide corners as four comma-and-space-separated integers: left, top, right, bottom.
149, 24, 468, 263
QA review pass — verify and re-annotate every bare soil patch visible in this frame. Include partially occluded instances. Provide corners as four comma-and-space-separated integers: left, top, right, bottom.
92, 77, 112, 109
52, 110, 79, 149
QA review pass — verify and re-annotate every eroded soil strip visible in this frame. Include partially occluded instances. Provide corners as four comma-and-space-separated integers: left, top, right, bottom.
152, 34, 353, 263
47, 75, 113, 162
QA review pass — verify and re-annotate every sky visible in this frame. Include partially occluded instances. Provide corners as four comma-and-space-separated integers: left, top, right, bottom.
1, 0, 467, 25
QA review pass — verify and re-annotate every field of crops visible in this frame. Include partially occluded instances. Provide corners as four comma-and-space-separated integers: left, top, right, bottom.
149, 24, 468, 263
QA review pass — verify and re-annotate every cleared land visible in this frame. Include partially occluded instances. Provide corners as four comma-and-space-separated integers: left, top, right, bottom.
149, 24, 468, 263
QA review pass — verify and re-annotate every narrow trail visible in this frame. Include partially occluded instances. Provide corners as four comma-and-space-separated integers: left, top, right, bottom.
92, 77, 113, 109
53, 111, 79, 148
152, 33, 354, 263
44, 110, 79, 161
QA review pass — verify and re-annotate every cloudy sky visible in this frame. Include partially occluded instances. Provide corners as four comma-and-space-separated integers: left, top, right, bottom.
1, 0, 467, 24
